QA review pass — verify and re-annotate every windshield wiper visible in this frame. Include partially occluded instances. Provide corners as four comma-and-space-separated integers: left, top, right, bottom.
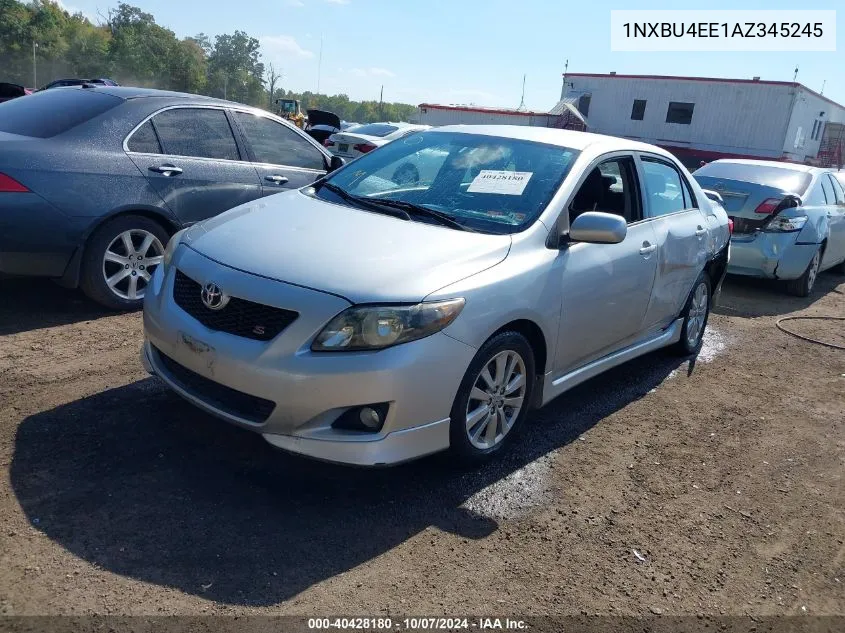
319, 182, 411, 221
365, 198, 476, 232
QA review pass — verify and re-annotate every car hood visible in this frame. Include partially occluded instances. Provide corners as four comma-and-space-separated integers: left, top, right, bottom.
184, 190, 512, 303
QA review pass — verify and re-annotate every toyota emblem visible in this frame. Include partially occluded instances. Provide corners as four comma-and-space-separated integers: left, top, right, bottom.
201, 282, 229, 311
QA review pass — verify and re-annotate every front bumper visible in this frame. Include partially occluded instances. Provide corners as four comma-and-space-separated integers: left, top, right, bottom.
726, 232, 818, 280
141, 248, 477, 466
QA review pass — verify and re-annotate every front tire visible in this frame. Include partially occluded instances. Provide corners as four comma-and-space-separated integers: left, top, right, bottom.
672, 273, 711, 356
79, 215, 169, 310
449, 331, 535, 465
786, 246, 821, 297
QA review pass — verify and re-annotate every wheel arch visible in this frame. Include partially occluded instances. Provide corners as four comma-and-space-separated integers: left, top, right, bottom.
58, 206, 180, 288
487, 318, 549, 409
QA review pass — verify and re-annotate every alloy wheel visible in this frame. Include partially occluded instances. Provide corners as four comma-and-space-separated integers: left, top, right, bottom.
102, 229, 164, 301
465, 350, 527, 450
686, 281, 709, 348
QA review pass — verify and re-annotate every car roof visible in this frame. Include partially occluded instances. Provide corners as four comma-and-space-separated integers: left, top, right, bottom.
430, 124, 673, 155
78, 85, 250, 109
708, 158, 824, 174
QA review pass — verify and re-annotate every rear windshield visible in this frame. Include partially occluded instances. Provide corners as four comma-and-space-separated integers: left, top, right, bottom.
349, 123, 399, 137
693, 162, 812, 195
0, 88, 121, 138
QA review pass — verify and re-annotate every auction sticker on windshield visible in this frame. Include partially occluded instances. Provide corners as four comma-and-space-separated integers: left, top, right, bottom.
468, 170, 532, 195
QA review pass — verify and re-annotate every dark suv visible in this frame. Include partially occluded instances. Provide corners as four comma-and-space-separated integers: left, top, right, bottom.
0, 86, 343, 309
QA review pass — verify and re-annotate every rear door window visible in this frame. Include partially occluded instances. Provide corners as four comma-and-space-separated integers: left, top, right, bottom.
234, 112, 325, 170
820, 174, 835, 204
151, 108, 240, 161
126, 120, 161, 154
828, 174, 845, 204
0, 89, 121, 138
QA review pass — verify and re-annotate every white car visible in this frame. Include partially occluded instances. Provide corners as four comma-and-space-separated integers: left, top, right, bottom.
324, 122, 430, 161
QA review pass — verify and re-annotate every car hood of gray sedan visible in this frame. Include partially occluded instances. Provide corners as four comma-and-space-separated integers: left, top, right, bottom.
183, 189, 512, 303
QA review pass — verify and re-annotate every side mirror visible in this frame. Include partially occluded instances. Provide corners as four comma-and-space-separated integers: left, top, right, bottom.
328, 155, 345, 173
567, 211, 627, 244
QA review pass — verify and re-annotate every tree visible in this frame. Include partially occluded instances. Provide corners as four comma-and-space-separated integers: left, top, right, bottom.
207, 30, 264, 105
265, 62, 281, 107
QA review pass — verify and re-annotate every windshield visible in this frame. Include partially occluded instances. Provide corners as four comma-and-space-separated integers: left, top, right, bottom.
316, 131, 579, 234
349, 123, 399, 137
694, 162, 812, 195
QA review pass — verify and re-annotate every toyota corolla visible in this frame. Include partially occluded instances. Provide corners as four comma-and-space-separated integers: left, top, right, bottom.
142, 126, 729, 466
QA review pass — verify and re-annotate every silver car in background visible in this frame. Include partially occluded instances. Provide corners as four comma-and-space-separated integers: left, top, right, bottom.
142, 126, 729, 466
694, 160, 845, 296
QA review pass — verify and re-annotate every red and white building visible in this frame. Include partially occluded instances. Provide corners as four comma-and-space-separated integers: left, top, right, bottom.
418, 73, 845, 169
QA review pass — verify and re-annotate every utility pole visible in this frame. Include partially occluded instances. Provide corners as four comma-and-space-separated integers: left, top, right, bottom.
32, 41, 38, 88
316, 34, 323, 94
223, 75, 228, 100
379, 85, 383, 120
517, 74, 526, 111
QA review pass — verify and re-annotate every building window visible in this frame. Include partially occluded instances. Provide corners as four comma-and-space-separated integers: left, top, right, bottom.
812, 120, 824, 141
631, 99, 647, 120
666, 102, 695, 125
811, 120, 819, 140
577, 94, 591, 117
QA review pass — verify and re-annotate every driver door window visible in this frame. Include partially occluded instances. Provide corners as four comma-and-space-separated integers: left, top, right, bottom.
569, 156, 642, 225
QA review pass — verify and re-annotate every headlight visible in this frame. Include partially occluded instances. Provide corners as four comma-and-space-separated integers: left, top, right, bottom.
162, 228, 188, 268
311, 299, 465, 352
765, 215, 807, 232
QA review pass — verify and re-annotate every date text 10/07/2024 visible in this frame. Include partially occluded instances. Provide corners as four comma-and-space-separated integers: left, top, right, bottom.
307, 617, 529, 630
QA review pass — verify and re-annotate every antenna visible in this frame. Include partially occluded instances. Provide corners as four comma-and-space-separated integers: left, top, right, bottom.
517, 74, 526, 111
793, 65, 799, 82
821, 80, 826, 95
316, 34, 323, 94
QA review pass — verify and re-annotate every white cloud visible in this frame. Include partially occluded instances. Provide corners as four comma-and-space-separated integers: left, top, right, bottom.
349, 67, 395, 79
259, 35, 315, 60
285, 0, 305, 6
326, 0, 351, 4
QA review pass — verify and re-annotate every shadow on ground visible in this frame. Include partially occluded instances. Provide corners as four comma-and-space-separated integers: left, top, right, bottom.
713, 271, 843, 318
0, 279, 114, 336
11, 349, 688, 606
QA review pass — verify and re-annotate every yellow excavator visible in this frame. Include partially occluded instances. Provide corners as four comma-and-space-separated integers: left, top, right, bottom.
276, 98, 305, 129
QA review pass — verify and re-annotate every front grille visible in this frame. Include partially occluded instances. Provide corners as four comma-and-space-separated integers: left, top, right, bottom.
173, 270, 298, 341
153, 346, 275, 424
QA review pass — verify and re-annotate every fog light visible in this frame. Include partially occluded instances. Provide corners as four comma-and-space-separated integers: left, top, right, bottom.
332, 403, 389, 432
359, 406, 382, 429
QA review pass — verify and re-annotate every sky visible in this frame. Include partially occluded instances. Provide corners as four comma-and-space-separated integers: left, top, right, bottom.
61, 0, 843, 110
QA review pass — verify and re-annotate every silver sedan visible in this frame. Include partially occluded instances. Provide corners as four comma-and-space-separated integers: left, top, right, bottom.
694, 160, 845, 296
142, 126, 729, 466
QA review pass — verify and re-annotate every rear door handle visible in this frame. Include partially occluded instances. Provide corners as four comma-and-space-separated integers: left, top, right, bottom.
695, 226, 707, 237
265, 175, 289, 185
639, 242, 657, 256
148, 164, 182, 176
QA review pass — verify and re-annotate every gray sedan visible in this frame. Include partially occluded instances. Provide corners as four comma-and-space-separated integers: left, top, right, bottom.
142, 126, 729, 466
0, 86, 342, 309
694, 160, 845, 296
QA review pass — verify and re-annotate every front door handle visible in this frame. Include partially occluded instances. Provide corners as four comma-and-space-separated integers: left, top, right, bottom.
695, 226, 707, 237
265, 175, 289, 185
148, 164, 182, 176
640, 242, 657, 256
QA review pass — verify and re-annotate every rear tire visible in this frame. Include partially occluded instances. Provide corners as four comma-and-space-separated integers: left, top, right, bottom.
449, 331, 535, 465
786, 246, 821, 297
672, 273, 711, 356
79, 215, 169, 311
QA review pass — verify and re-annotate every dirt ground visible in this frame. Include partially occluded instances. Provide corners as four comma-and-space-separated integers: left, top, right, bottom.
0, 272, 843, 618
